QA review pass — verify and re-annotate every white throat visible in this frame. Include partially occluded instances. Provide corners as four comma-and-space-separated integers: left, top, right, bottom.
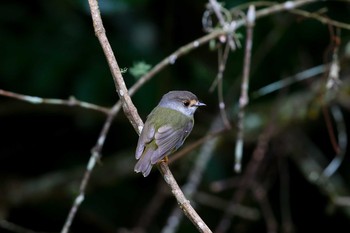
158, 101, 197, 117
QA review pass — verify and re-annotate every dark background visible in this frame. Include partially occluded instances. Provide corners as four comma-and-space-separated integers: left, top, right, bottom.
1, 0, 350, 233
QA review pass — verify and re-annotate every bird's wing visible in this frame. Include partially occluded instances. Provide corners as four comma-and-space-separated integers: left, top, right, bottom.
135, 122, 155, 160
151, 121, 193, 164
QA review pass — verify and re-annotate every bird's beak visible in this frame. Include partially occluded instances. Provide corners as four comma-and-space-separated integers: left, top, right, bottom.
194, 101, 206, 107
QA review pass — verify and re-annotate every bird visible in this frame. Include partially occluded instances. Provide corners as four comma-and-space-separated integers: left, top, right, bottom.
134, 90, 205, 177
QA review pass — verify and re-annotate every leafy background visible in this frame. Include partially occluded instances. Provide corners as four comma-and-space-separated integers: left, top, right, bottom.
1, 0, 350, 233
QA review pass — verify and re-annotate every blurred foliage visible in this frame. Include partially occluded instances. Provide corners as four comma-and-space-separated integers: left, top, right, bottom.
129, 61, 152, 79
0, 0, 350, 233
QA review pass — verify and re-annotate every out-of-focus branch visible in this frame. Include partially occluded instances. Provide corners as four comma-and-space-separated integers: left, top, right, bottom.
208, 33, 232, 128
235, 5, 255, 173
232, 0, 350, 31
252, 64, 327, 98
0, 89, 109, 114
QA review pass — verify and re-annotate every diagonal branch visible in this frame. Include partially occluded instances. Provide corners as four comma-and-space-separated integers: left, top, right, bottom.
59, 1, 213, 233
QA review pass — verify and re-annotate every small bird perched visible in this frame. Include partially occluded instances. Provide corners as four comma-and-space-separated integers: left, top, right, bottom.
134, 90, 205, 177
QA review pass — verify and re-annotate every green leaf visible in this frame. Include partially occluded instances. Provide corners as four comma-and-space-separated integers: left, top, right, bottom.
129, 61, 152, 79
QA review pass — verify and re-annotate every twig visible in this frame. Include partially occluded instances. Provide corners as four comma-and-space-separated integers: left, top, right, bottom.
216, 44, 232, 129
234, 5, 255, 173
208, 42, 231, 129
255, 0, 316, 18
208, 0, 237, 50
232, 0, 350, 31
157, 162, 212, 233
0, 89, 109, 114
208, 0, 227, 27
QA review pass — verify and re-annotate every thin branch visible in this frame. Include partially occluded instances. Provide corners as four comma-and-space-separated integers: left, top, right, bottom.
0, 89, 109, 114
208, 41, 231, 129
234, 5, 255, 173
216, 43, 232, 129
208, 0, 237, 50
255, 0, 317, 19
231, 0, 350, 31
209, 0, 227, 27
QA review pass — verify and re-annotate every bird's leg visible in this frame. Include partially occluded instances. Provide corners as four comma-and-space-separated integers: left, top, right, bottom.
158, 156, 169, 164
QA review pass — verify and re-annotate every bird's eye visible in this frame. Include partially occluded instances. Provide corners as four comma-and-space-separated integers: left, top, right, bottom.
183, 100, 190, 107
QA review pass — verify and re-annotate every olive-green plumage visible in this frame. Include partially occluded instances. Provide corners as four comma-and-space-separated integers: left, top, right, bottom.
134, 91, 205, 177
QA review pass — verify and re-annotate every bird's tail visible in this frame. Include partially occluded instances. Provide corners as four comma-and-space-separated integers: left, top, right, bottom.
134, 148, 155, 177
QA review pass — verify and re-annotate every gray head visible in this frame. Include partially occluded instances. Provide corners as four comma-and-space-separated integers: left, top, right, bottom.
158, 90, 205, 116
